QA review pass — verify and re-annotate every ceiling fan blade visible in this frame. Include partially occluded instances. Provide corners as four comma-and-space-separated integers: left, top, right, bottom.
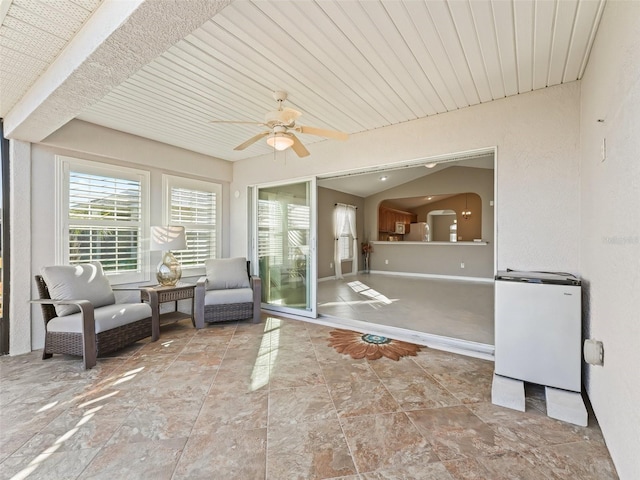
233, 131, 270, 151
288, 133, 310, 157
281, 107, 302, 123
210, 120, 265, 125
297, 125, 349, 141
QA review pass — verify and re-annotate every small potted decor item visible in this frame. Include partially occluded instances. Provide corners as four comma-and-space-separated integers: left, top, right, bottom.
361, 242, 373, 273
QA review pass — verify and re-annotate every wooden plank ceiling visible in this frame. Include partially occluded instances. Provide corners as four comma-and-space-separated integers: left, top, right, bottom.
1, 0, 606, 161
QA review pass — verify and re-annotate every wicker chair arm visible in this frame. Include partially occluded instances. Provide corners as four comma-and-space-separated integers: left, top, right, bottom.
30, 298, 97, 369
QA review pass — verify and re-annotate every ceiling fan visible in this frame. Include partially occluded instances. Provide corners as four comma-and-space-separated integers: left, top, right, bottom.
210, 91, 348, 157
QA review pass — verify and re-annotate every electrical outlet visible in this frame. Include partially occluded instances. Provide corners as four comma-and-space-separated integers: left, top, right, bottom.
385, 259, 389, 265
329, 262, 333, 269
460, 262, 465, 269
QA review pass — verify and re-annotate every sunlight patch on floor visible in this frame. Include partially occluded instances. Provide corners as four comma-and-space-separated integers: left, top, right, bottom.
347, 281, 394, 305
250, 317, 281, 391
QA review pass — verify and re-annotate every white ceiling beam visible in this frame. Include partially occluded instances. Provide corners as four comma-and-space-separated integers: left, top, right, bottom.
3, 0, 231, 142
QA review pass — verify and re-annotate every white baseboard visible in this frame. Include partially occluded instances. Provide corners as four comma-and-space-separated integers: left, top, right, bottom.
318, 271, 358, 283
318, 276, 336, 282
368, 270, 494, 283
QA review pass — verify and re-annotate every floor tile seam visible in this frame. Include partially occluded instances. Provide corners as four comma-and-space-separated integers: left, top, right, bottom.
528, 437, 608, 453
7, 404, 136, 458
466, 411, 563, 434
12, 386, 108, 456
1, 430, 44, 462
336, 409, 426, 427
406, 355, 444, 380
41, 427, 117, 480
264, 318, 282, 480
265, 414, 361, 477
402, 404, 491, 465
354, 461, 449, 478
472, 449, 556, 480
48, 444, 102, 480
204, 325, 241, 396
307, 332, 361, 477
395, 400, 469, 416
97, 332, 202, 478
423, 368, 478, 402
168, 433, 204, 480
363, 359, 407, 414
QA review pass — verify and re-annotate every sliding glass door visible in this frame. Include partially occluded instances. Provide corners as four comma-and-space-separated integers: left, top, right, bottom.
252, 179, 317, 318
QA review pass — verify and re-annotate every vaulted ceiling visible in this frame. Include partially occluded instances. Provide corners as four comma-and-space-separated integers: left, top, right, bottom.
1, 0, 606, 162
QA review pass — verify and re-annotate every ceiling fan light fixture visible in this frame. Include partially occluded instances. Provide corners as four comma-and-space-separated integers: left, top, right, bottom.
266, 133, 294, 151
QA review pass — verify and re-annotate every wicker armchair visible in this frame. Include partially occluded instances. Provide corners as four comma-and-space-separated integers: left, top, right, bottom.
34, 263, 159, 369
194, 257, 261, 328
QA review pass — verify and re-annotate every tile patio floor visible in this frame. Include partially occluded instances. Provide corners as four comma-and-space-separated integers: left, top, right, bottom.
0, 315, 617, 479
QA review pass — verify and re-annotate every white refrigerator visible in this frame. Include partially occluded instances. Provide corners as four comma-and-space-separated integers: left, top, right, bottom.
494, 271, 582, 392
405, 222, 429, 241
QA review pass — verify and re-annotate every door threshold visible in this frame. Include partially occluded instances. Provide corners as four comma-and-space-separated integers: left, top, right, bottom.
267, 310, 494, 361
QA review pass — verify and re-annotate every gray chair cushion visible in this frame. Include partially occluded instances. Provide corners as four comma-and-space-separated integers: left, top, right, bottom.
205, 257, 250, 290
47, 303, 152, 334
41, 262, 115, 317
204, 288, 253, 306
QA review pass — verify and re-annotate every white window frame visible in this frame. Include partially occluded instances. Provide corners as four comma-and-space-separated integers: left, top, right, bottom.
162, 175, 222, 276
55, 156, 150, 285
338, 221, 353, 261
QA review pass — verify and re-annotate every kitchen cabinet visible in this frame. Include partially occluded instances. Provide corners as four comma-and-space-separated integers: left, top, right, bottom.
378, 206, 417, 239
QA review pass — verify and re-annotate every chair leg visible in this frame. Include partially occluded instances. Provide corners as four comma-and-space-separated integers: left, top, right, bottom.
83, 351, 97, 370
252, 304, 261, 324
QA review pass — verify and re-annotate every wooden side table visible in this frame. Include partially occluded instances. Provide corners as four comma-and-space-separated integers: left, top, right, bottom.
140, 283, 195, 340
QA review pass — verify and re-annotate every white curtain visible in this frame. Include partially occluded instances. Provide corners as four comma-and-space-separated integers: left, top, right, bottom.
333, 205, 347, 279
346, 206, 358, 275
333, 204, 358, 279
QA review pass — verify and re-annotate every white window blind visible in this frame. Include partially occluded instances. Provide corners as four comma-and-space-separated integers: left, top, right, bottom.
338, 209, 354, 261
58, 157, 150, 284
257, 198, 310, 268
164, 176, 221, 269
258, 198, 283, 265
287, 203, 310, 263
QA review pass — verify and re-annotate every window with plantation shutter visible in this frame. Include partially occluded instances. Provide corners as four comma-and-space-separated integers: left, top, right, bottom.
57, 157, 150, 284
163, 176, 221, 270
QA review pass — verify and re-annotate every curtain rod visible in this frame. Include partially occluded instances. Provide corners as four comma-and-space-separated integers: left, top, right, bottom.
335, 203, 357, 209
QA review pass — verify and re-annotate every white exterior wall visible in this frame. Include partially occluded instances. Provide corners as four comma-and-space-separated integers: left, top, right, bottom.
9, 140, 32, 355
579, 1, 640, 478
231, 82, 582, 276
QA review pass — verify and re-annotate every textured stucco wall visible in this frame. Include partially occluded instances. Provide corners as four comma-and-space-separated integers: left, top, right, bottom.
579, 1, 640, 478
9, 140, 31, 355
231, 82, 581, 277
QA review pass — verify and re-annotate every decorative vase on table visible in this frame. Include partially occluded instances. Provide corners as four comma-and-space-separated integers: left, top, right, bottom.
361, 242, 373, 274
